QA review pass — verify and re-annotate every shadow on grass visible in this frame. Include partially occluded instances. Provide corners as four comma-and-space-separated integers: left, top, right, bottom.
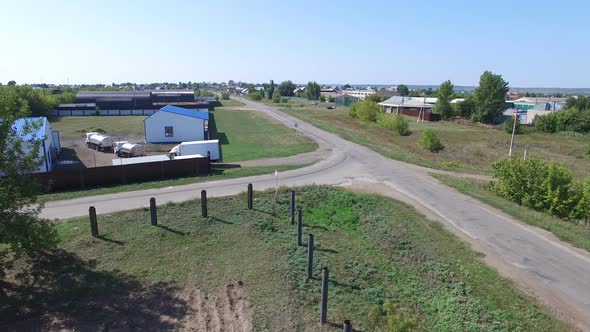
155, 225, 186, 236
316, 247, 339, 254
209, 216, 233, 224
0, 250, 187, 330
97, 235, 125, 246
253, 207, 278, 217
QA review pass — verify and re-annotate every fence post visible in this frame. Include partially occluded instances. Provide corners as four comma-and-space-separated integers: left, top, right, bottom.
320, 267, 329, 324
297, 209, 303, 246
290, 190, 295, 224
201, 190, 208, 218
307, 234, 314, 280
89, 206, 98, 237
207, 151, 211, 175
343, 320, 352, 332
150, 197, 157, 225
247, 183, 253, 210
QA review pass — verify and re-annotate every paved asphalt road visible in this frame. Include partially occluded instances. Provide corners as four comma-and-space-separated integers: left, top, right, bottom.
42, 97, 590, 330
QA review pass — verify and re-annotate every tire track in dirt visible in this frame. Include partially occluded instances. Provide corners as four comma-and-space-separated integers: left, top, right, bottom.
178, 281, 253, 332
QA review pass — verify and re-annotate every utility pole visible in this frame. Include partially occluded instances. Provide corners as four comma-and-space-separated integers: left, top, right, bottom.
508, 111, 518, 156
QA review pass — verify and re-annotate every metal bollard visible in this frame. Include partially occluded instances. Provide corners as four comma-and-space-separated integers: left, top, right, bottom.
297, 209, 303, 246
343, 320, 352, 332
247, 183, 253, 210
201, 190, 208, 218
320, 267, 329, 324
149, 197, 157, 225
89, 206, 99, 237
290, 190, 295, 224
307, 234, 314, 280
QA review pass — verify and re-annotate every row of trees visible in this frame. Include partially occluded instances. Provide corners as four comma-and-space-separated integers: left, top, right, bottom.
254, 80, 322, 101
427, 71, 508, 123
0, 85, 75, 116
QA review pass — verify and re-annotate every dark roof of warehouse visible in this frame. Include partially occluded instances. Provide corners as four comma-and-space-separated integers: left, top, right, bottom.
76, 89, 194, 99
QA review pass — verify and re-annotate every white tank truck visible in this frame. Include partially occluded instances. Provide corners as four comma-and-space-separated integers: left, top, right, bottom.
113, 141, 145, 158
84, 132, 114, 152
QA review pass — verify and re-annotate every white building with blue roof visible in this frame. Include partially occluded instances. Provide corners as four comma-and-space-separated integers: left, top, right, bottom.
12, 117, 61, 173
144, 105, 209, 143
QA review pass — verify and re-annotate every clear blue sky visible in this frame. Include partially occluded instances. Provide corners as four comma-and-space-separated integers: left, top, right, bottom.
1, 0, 588, 87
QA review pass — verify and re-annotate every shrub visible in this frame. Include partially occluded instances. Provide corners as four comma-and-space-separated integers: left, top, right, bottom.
280, 98, 289, 103
392, 115, 411, 136
503, 116, 522, 134
220, 92, 230, 100
319, 95, 327, 102
353, 100, 379, 122
418, 129, 443, 152
534, 113, 557, 133
376, 112, 395, 130
250, 91, 263, 101
536, 108, 590, 133
367, 301, 417, 332
349, 103, 358, 118
491, 155, 590, 220
272, 93, 281, 103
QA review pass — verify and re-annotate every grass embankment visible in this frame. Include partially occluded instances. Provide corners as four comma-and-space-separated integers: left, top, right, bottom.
3, 186, 564, 330
39, 165, 303, 202
432, 174, 590, 253
280, 105, 590, 178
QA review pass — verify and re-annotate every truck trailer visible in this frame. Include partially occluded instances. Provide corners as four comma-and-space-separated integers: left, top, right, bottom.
169, 139, 220, 161
115, 142, 145, 158
84, 132, 114, 152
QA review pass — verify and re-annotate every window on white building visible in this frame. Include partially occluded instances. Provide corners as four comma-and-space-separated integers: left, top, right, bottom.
165, 126, 174, 137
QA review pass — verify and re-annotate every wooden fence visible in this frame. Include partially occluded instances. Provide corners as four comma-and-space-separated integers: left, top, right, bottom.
36, 157, 210, 191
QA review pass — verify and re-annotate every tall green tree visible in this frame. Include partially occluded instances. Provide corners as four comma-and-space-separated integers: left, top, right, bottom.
473, 71, 509, 123
306, 81, 321, 100
0, 86, 58, 255
434, 80, 454, 119
267, 80, 275, 99
397, 84, 409, 96
278, 80, 296, 97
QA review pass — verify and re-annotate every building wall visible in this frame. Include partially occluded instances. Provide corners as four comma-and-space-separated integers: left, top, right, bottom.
343, 90, 375, 100
145, 112, 205, 143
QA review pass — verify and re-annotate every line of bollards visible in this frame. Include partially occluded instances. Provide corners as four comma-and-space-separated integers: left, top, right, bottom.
87, 186, 351, 329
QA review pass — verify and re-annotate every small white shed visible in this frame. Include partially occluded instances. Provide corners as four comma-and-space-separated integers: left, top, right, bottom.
144, 105, 209, 143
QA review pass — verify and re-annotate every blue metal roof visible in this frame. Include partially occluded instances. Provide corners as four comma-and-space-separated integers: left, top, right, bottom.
12, 117, 47, 141
159, 105, 209, 120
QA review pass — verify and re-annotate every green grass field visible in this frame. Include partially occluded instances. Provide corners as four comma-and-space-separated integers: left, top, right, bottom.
210, 108, 317, 162
38, 165, 304, 202
49, 116, 146, 141
219, 99, 246, 107
432, 174, 590, 252
280, 106, 590, 178
1, 187, 564, 331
